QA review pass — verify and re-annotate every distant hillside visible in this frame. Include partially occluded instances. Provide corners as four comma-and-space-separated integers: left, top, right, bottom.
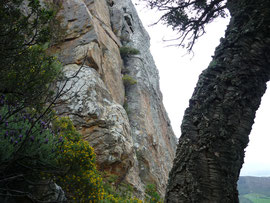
238, 176, 270, 196
238, 176, 270, 203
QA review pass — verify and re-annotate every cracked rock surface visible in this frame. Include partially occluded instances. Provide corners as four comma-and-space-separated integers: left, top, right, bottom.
50, 0, 177, 197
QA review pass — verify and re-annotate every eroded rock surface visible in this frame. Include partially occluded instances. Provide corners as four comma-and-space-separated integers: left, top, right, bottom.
110, 0, 178, 194
52, 0, 177, 197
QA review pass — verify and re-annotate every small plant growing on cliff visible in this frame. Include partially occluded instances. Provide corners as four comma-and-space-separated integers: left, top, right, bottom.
120, 46, 140, 58
101, 171, 142, 202
123, 74, 137, 87
145, 184, 162, 203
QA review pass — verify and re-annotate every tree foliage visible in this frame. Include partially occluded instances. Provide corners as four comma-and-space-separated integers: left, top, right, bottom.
142, 0, 270, 202
0, 100, 61, 169
142, 0, 228, 50
0, 0, 62, 109
0, 0, 65, 201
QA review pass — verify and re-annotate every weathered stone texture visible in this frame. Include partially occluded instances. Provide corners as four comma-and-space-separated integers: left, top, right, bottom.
51, 0, 177, 197
56, 65, 137, 184
110, 0, 177, 194
52, 0, 125, 105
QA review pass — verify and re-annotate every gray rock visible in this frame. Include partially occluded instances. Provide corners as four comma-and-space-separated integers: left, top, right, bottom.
50, 0, 177, 198
110, 0, 178, 195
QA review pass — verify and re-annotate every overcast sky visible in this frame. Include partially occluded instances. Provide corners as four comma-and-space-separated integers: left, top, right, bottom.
132, 0, 270, 177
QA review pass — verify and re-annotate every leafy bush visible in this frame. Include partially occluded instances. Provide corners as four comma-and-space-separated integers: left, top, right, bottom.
0, 1, 65, 201
101, 171, 143, 203
54, 117, 144, 202
123, 74, 137, 87
0, 0, 62, 109
0, 97, 63, 201
145, 184, 162, 203
53, 117, 105, 202
0, 102, 60, 169
120, 46, 140, 58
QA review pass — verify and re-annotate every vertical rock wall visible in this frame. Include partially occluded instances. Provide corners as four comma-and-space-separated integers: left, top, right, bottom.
110, 0, 178, 194
51, 0, 177, 197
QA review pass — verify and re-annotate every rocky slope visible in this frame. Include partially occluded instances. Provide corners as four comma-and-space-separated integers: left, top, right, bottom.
52, 0, 177, 197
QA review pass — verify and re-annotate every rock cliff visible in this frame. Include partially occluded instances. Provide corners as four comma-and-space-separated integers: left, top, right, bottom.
52, 0, 177, 197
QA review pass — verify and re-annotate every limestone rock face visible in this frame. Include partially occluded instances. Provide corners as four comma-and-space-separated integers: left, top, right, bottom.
56, 64, 136, 184
51, 0, 177, 197
110, 0, 178, 194
52, 0, 125, 105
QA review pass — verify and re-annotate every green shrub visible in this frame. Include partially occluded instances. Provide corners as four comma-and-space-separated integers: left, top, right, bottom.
0, 100, 61, 171
53, 117, 105, 202
53, 117, 144, 202
0, 0, 62, 109
101, 171, 143, 203
0, 1, 64, 201
123, 74, 137, 87
0, 98, 63, 201
145, 184, 162, 203
120, 46, 140, 58
0, 104, 59, 170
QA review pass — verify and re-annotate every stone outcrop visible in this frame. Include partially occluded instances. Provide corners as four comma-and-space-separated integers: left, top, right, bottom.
52, 0, 177, 197
110, 0, 178, 194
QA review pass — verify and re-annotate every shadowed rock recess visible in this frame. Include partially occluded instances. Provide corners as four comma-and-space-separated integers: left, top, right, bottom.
51, 0, 177, 197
